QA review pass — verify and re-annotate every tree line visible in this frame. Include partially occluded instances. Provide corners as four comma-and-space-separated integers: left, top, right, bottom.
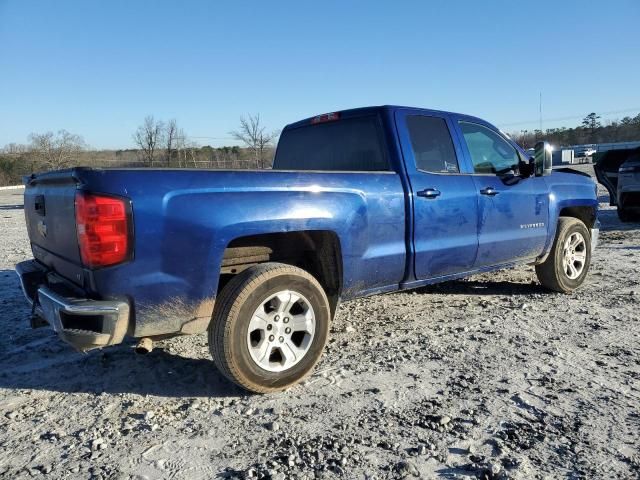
0, 114, 278, 186
131, 114, 277, 169
511, 112, 640, 149
2, 111, 640, 186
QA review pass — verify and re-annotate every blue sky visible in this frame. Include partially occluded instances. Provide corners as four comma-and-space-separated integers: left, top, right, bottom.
1, 0, 639, 149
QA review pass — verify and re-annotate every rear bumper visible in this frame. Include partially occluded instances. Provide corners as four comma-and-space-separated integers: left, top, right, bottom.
16, 260, 130, 351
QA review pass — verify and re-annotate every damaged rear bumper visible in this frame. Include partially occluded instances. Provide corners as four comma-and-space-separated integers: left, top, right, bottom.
15, 260, 129, 351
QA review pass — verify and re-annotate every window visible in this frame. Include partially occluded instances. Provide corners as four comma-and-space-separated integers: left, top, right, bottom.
459, 122, 520, 174
406, 116, 459, 173
273, 116, 388, 171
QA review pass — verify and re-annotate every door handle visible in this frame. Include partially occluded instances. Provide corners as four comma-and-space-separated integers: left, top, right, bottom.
480, 187, 499, 196
417, 188, 441, 199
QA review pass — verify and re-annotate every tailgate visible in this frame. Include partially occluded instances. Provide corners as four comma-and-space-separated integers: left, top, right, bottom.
24, 170, 84, 284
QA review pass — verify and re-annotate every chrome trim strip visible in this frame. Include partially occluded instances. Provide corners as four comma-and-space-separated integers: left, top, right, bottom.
37, 286, 122, 314
14, 267, 34, 306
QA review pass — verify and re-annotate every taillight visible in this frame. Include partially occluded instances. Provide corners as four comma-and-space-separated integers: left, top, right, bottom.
75, 192, 132, 268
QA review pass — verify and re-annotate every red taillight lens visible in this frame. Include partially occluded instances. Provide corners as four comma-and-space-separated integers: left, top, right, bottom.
75, 192, 131, 268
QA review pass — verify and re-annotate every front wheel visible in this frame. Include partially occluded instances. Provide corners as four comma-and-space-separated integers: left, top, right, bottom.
209, 263, 331, 393
535, 217, 592, 293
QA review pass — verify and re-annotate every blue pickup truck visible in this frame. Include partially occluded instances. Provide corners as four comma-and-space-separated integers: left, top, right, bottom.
17, 106, 599, 393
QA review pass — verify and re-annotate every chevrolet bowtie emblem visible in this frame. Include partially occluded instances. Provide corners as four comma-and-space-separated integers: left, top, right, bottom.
37, 220, 48, 237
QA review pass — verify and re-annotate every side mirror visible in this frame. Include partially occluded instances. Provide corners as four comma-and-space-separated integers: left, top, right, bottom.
518, 155, 534, 178
534, 141, 553, 176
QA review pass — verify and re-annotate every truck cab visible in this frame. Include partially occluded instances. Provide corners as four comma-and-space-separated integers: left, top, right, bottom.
392, 108, 551, 283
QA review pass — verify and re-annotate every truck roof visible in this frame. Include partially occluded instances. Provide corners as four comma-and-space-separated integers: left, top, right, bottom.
283, 105, 487, 130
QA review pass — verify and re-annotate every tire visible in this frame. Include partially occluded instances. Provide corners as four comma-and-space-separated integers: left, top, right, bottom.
535, 217, 591, 294
209, 262, 331, 393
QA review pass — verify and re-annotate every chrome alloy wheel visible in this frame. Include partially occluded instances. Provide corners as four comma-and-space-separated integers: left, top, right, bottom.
562, 231, 587, 280
246, 290, 316, 372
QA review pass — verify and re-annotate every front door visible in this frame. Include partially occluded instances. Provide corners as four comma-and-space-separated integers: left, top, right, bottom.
396, 110, 479, 280
454, 119, 549, 267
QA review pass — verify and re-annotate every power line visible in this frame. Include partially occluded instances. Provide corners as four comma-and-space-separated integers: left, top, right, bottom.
188, 136, 236, 140
499, 107, 640, 128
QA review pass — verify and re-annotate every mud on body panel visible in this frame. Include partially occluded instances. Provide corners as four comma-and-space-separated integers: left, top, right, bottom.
133, 296, 215, 338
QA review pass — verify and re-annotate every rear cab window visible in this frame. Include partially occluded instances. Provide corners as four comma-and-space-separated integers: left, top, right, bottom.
273, 115, 389, 171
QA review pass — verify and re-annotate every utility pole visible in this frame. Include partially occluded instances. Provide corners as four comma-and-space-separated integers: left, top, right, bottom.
539, 92, 543, 133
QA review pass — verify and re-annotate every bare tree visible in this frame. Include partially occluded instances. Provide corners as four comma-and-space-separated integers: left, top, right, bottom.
165, 119, 178, 167
133, 116, 164, 166
28, 130, 86, 170
174, 128, 199, 168
175, 128, 187, 167
229, 114, 278, 168
2, 143, 29, 154
185, 141, 198, 168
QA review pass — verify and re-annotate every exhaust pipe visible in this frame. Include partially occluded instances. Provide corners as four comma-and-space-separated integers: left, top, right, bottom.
135, 337, 153, 355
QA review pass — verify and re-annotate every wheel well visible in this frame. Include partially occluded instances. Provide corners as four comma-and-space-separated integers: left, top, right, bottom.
559, 206, 597, 229
218, 231, 343, 316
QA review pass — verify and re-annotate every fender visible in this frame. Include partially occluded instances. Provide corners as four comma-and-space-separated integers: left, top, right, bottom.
536, 173, 598, 263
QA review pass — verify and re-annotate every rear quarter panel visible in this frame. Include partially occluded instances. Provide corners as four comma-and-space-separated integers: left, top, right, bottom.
79, 169, 406, 336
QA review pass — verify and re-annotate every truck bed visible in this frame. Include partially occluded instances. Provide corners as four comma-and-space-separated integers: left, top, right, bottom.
22, 167, 407, 338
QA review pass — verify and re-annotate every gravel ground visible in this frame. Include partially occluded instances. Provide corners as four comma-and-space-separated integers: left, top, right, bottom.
0, 167, 639, 480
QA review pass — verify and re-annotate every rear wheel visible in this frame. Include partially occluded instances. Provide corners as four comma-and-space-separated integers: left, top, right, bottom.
535, 217, 591, 293
209, 263, 330, 393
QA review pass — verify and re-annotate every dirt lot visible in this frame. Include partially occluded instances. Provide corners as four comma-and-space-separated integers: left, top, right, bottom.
0, 167, 638, 480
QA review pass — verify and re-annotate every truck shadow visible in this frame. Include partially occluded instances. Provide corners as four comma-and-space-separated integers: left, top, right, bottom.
596, 190, 639, 231
2, 343, 243, 398
414, 279, 546, 296
598, 208, 640, 232
0, 270, 243, 398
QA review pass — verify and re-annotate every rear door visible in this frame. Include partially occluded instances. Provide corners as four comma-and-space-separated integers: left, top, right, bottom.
395, 110, 479, 279
453, 119, 549, 267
